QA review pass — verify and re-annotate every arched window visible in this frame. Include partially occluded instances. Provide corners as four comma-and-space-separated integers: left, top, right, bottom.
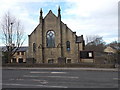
33, 43, 36, 52
66, 41, 70, 51
46, 30, 55, 48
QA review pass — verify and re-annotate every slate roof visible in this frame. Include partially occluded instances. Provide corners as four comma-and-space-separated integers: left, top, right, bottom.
1, 46, 28, 52
1, 46, 7, 52
14, 47, 28, 52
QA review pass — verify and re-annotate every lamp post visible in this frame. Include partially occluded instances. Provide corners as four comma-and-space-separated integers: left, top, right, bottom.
10, 22, 13, 46
8, 22, 13, 63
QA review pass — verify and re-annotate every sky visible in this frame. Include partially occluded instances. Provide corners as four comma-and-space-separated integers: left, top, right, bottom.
0, 0, 119, 46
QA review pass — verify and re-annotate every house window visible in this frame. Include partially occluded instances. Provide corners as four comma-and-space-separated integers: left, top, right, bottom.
88, 52, 92, 57
33, 43, 36, 52
67, 59, 71, 63
12, 58, 16, 63
18, 58, 23, 63
21, 52, 24, 55
17, 52, 20, 55
46, 30, 55, 48
48, 59, 54, 64
66, 41, 70, 51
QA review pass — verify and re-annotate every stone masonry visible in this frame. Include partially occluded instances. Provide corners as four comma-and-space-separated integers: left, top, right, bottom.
28, 7, 85, 64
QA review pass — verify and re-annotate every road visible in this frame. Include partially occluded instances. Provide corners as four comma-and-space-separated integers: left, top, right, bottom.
2, 67, 118, 88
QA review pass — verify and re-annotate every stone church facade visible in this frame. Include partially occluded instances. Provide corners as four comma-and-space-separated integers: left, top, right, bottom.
28, 7, 85, 64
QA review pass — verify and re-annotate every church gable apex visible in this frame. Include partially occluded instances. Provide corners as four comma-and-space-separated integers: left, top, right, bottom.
44, 10, 57, 20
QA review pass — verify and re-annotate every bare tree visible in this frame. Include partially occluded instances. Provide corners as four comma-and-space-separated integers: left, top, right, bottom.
0, 12, 25, 63
107, 41, 120, 64
86, 35, 97, 44
86, 35, 105, 45
85, 35, 106, 52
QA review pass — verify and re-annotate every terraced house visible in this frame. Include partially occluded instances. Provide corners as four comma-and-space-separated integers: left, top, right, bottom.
28, 7, 85, 64
1, 46, 28, 63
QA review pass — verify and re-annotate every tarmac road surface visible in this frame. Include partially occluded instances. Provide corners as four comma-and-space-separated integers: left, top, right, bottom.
2, 67, 119, 88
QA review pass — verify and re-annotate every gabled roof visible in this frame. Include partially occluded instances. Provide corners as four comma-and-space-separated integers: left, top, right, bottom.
104, 46, 117, 53
1, 46, 7, 52
29, 10, 57, 36
29, 24, 40, 36
29, 9, 84, 42
44, 10, 57, 20
1, 46, 28, 52
13, 47, 28, 52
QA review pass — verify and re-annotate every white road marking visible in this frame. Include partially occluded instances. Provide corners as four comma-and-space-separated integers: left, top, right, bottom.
32, 79, 48, 84
9, 78, 24, 81
30, 71, 67, 74
113, 78, 120, 80
51, 72, 67, 74
23, 75, 39, 77
16, 78, 24, 80
32, 79, 45, 82
23, 75, 79, 79
9, 78, 48, 84
30, 71, 49, 74
9, 79, 15, 80
3, 83, 68, 88
49, 76, 79, 79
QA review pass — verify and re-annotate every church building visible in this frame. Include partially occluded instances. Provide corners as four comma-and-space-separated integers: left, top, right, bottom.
28, 7, 85, 64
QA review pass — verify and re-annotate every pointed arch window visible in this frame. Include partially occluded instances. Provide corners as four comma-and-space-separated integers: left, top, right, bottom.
33, 43, 36, 52
46, 30, 55, 48
66, 41, 70, 51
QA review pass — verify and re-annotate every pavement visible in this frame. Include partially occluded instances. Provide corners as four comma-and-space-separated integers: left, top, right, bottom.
2, 67, 119, 71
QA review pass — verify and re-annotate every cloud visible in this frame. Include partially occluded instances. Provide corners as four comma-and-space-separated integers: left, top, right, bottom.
0, 0, 119, 46
62, 0, 119, 43
0, 0, 39, 46
0, 1, 35, 31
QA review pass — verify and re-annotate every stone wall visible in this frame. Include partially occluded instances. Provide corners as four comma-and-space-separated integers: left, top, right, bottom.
28, 9, 84, 64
